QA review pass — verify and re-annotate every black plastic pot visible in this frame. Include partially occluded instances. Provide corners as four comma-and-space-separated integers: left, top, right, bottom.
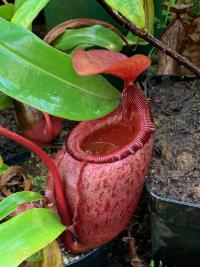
145, 75, 200, 267
65, 246, 108, 267
146, 183, 200, 267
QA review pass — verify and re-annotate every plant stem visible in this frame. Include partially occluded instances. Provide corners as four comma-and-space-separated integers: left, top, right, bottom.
98, 0, 200, 77
0, 125, 72, 227
126, 228, 145, 267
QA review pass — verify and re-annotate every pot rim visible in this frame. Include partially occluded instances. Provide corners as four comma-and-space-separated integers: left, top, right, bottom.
146, 181, 200, 209
64, 244, 108, 266
65, 248, 96, 266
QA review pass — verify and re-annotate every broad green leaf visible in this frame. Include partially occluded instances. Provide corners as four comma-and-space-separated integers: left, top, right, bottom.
0, 3, 14, 20
11, 0, 50, 28
0, 18, 120, 121
105, 0, 145, 28
53, 25, 123, 52
0, 92, 13, 110
0, 191, 42, 221
0, 208, 66, 267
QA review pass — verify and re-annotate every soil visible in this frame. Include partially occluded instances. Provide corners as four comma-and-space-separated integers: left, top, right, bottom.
0, 108, 28, 161
147, 77, 200, 204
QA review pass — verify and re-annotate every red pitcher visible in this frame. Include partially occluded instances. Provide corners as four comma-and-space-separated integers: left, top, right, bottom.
46, 50, 155, 252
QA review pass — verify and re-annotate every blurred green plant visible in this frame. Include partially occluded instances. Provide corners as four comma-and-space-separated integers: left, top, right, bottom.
0, 191, 66, 267
156, 0, 200, 30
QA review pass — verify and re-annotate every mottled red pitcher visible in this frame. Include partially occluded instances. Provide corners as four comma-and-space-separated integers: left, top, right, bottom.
46, 50, 155, 253
14, 101, 62, 144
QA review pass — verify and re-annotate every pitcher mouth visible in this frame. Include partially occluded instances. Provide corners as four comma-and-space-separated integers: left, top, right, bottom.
66, 84, 155, 164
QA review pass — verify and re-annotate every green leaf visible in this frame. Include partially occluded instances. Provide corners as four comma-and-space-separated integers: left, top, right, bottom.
0, 163, 9, 175
11, 0, 50, 28
0, 156, 9, 175
0, 18, 120, 121
0, 191, 42, 221
0, 155, 3, 168
143, 0, 154, 34
0, 92, 12, 110
164, 0, 176, 23
105, 0, 145, 28
53, 25, 123, 52
118, 0, 154, 45
126, 0, 154, 45
0, 208, 66, 267
26, 250, 43, 263
14, 0, 26, 12
126, 32, 148, 45
0, 3, 14, 20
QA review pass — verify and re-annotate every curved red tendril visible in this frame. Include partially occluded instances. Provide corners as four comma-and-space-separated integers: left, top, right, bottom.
0, 125, 72, 227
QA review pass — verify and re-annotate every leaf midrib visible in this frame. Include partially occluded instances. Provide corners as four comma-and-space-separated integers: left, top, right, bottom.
0, 42, 119, 100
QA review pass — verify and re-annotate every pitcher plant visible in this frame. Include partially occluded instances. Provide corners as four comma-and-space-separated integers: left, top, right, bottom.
0, 49, 155, 253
